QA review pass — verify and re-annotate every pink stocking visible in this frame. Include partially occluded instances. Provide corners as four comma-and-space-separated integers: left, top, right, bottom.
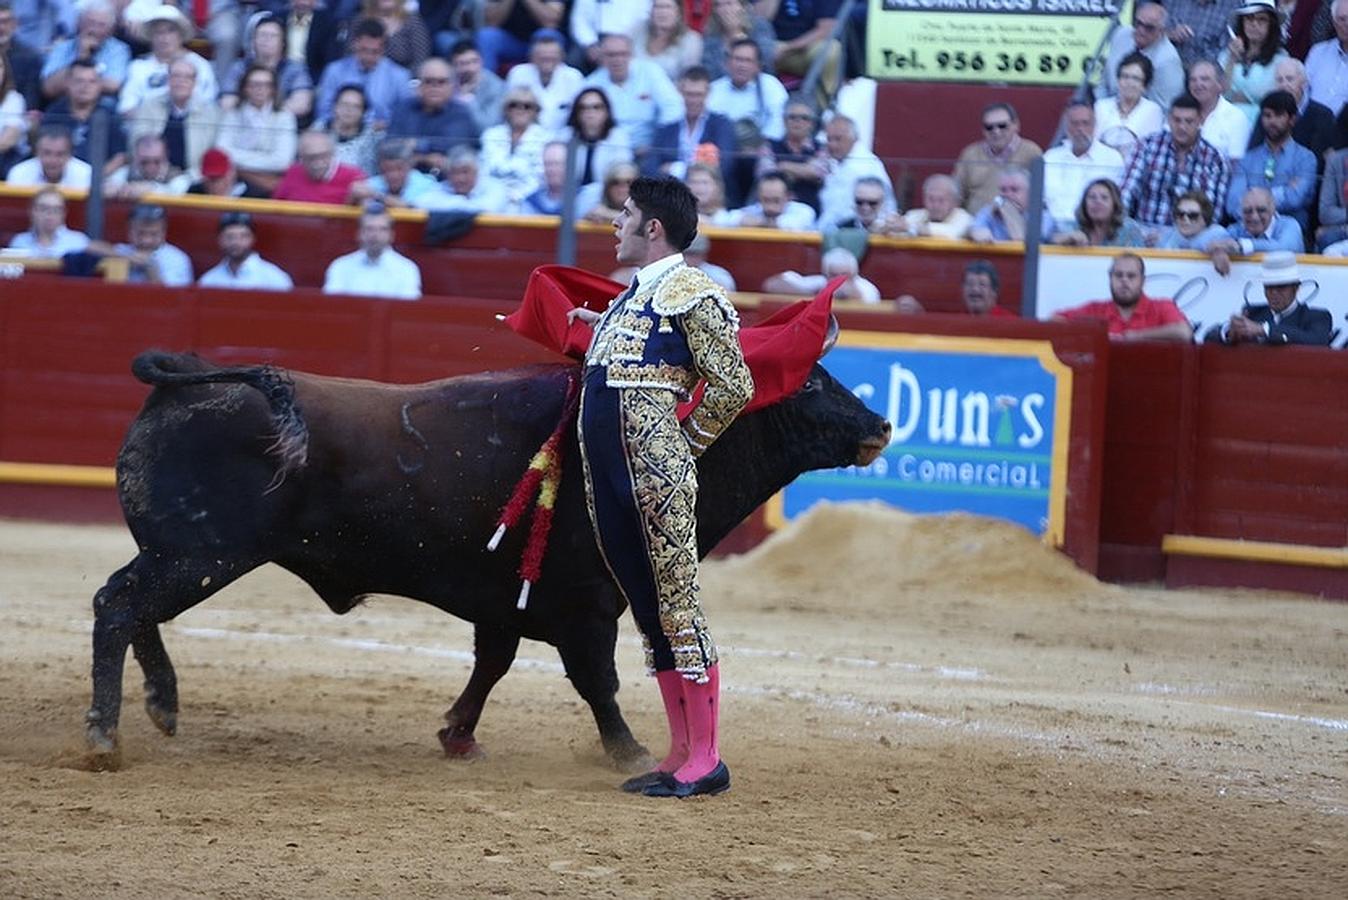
672, 664, 720, 783
655, 669, 689, 773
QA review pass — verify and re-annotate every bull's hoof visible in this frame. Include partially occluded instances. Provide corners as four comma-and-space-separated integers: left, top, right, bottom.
437, 727, 485, 760
84, 725, 123, 771
608, 742, 654, 774
145, 701, 177, 737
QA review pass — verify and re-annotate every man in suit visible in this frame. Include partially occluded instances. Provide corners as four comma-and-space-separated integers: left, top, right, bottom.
641, 66, 736, 188
1204, 251, 1333, 345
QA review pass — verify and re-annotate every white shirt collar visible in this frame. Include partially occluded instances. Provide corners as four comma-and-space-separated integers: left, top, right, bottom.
633, 252, 683, 292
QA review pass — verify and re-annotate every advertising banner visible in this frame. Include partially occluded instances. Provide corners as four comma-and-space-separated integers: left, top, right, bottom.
770, 332, 1074, 543
867, 0, 1126, 86
1035, 249, 1348, 348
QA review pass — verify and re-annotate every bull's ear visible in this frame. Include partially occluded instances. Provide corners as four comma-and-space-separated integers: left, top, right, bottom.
820, 315, 840, 358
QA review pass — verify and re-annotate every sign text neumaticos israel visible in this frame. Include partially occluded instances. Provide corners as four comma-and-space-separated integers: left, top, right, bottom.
868, 0, 1126, 86
774, 334, 1074, 543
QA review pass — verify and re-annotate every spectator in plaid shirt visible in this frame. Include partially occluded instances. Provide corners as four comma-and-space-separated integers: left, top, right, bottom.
1119, 94, 1230, 228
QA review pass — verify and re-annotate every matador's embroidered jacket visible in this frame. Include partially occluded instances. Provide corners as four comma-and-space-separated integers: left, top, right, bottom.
584, 261, 754, 457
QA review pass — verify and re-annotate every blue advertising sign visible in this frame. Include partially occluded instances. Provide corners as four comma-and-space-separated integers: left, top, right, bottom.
769, 332, 1074, 544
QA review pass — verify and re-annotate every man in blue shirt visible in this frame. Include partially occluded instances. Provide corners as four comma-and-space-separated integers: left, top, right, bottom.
388, 55, 480, 174
1226, 91, 1318, 230
40, 0, 129, 99
315, 17, 413, 127
1212, 187, 1306, 265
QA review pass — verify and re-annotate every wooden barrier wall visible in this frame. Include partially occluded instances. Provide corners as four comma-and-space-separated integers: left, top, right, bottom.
3, 273, 1344, 597
0, 189, 1024, 314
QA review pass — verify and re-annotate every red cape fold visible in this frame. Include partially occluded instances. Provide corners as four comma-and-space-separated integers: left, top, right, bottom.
505, 265, 842, 414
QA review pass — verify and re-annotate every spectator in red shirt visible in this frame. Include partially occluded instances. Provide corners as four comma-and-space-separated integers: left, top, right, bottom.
1053, 252, 1193, 341
895, 260, 1019, 318
273, 131, 367, 204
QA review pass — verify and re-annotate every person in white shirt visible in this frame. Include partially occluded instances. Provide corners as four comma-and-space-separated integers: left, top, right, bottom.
723, 170, 815, 230
413, 145, 511, 213
570, 0, 650, 69
6, 127, 93, 189
762, 246, 882, 304
815, 114, 894, 229
5, 187, 90, 257
707, 38, 788, 143
117, 4, 217, 114
505, 28, 583, 135
1042, 100, 1125, 224
323, 206, 422, 300
582, 32, 683, 151
112, 202, 194, 286
1189, 58, 1252, 161
1305, 0, 1348, 117
198, 211, 294, 291
892, 174, 974, 239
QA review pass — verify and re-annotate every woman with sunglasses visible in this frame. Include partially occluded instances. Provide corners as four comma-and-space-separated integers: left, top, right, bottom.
1154, 190, 1228, 250
558, 87, 633, 188
1220, 0, 1289, 124
481, 87, 548, 206
1053, 178, 1146, 247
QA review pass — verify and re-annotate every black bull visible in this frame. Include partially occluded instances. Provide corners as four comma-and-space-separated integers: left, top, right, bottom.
86, 350, 891, 764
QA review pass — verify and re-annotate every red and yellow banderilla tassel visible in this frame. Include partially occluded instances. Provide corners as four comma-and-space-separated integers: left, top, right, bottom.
486, 374, 581, 609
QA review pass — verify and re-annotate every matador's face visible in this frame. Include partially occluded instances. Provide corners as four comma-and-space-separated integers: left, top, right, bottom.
613, 198, 652, 266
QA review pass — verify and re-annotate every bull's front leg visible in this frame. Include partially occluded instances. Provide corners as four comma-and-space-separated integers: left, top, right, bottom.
556, 612, 650, 771
439, 624, 520, 759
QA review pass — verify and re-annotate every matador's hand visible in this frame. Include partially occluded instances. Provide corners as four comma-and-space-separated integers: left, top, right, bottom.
567, 307, 601, 326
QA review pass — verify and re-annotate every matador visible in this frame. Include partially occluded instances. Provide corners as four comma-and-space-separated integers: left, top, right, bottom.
569, 175, 753, 798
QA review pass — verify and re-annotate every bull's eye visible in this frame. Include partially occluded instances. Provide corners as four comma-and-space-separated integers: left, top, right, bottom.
800, 379, 820, 394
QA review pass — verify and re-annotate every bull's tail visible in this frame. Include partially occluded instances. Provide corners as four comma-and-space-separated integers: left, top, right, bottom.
131, 350, 309, 484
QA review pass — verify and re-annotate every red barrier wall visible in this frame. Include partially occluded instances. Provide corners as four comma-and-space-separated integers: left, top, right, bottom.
4, 274, 1344, 597
0, 280, 1102, 570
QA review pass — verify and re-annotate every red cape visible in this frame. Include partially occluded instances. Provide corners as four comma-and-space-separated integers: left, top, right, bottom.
504, 265, 842, 414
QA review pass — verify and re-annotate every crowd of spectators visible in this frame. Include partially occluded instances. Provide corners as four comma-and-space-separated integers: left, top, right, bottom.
0, 0, 1342, 331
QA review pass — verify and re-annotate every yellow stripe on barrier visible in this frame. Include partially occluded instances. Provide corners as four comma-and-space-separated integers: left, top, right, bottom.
1162, 534, 1348, 569
0, 462, 117, 488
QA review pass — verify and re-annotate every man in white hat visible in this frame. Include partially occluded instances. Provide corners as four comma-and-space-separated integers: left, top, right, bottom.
117, 4, 218, 114
1204, 251, 1333, 345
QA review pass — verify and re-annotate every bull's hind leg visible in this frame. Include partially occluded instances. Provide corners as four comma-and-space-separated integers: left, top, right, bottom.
87, 553, 254, 756
555, 614, 650, 771
438, 624, 521, 759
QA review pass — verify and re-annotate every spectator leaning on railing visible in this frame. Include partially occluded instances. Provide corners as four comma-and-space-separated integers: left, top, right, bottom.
1053, 252, 1193, 343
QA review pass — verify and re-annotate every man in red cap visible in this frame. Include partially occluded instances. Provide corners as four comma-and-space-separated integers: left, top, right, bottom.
187, 147, 267, 198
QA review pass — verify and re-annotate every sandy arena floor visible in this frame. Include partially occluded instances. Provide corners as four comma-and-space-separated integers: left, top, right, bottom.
1, 504, 1345, 898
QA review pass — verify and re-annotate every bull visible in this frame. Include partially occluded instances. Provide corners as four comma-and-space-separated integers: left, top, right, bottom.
86, 346, 890, 766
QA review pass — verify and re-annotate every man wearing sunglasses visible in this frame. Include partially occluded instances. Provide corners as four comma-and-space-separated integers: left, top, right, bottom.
953, 102, 1042, 215
388, 55, 481, 176
1102, 2, 1185, 108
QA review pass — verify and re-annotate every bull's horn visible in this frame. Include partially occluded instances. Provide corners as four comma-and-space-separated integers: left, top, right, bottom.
820, 315, 840, 358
